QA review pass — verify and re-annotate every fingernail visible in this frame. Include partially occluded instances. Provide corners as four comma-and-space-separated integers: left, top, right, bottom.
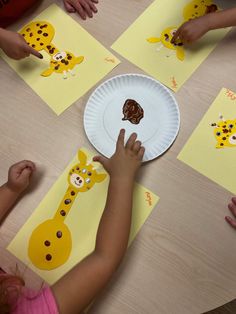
39, 54, 43, 59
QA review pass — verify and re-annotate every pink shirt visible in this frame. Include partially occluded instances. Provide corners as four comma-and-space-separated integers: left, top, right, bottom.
12, 287, 59, 314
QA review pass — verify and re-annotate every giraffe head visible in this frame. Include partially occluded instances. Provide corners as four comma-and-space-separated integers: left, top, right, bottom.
147, 27, 185, 61
183, 0, 218, 22
211, 115, 236, 148
41, 51, 84, 77
68, 150, 107, 192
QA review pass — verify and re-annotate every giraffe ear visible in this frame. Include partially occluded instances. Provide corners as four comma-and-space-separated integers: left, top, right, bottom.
95, 173, 107, 183
176, 48, 185, 61
78, 150, 87, 165
147, 37, 161, 43
41, 68, 53, 77
75, 56, 84, 65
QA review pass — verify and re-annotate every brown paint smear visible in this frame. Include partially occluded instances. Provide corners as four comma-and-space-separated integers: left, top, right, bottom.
122, 99, 144, 125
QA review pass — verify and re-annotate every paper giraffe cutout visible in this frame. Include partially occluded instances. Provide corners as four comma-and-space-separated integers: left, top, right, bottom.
147, 0, 218, 62
211, 115, 236, 148
20, 21, 84, 79
147, 27, 185, 61
28, 150, 107, 270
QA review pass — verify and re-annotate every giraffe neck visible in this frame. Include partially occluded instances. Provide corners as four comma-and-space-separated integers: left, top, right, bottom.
43, 43, 59, 57
53, 186, 78, 221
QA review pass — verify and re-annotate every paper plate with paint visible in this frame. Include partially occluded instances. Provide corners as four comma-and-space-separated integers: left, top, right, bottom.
84, 74, 180, 161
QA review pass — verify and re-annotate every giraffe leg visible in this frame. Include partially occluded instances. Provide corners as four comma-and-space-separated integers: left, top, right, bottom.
68, 69, 75, 76
63, 70, 68, 79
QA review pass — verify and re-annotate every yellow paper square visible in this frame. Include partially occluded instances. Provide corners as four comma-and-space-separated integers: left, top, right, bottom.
8, 148, 159, 284
178, 88, 236, 193
111, 0, 230, 91
0, 4, 120, 115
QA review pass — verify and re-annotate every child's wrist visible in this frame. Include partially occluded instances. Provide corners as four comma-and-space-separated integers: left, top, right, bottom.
4, 182, 22, 197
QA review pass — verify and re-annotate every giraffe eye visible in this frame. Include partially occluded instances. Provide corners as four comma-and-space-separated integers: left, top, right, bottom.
216, 131, 221, 136
76, 167, 80, 171
228, 124, 234, 128
85, 178, 91, 184
82, 169, 87, 174
229, 134, 236, 145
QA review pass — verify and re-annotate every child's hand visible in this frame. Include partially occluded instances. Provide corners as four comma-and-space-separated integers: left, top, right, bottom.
171, 16, 210, 44
93, 129, 145, 182
6, 160, 36, 194
226, 197, 236, 229
63, 0, 98, 20
0, 28, 43, 60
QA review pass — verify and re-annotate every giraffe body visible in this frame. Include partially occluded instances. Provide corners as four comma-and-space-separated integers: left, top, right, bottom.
147, 0, 218, 62
211, 116, 236, 149
20, 21, 84, 78
28, 150, 107, 270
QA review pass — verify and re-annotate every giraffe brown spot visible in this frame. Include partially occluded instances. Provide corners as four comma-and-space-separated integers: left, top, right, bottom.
222, 137, 226, 140
22, 34, 25, 37
60, 210, 66, 216
88, 172, 92, 176
38, 30, 42, 34
71, 191, 75, 196
220, 143, 224, 146
43, 33, 48, 37
44, 240, 50, 246
222, 125, 226, 128
67, 55, 72, 60
54, 65, 60, 70
46, 254, 52, 261
65, 60, 69, 65
223, 129, 228, 133
32, 44, 35, 48
194, 5, 198, 8
30, 32, 33, 37
26, 28, 30, 32
49, 48, 55, 54
61, 59, 65, 64
37, 38, 40, 41
47, 45, 51, 49
40, 43, 44, 46
36, 23, 40, 26
56, 231, 62, 238
64, 199, 71, 205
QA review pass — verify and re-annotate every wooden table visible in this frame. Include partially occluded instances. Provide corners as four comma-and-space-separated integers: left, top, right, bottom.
1, 1, 236, 313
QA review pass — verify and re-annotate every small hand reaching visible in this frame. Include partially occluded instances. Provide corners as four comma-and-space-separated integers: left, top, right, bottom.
225, 197, 236, 229
63, 0, 99, 20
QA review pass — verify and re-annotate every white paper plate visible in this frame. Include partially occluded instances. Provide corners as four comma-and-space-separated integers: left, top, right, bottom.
84, 74, 180, 162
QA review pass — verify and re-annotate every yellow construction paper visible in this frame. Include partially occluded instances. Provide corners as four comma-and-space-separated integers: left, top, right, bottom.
0, 4, 120, 115
111, 0, 229, 92
8, 148, 159, 284
178, 88, 236, 193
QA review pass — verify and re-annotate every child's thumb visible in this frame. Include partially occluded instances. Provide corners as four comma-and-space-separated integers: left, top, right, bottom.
20, 167, 33, 182
93, 155, 108, 168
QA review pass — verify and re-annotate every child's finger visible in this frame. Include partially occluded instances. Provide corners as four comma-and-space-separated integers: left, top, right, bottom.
88, 0, 98, 13
225, 216, 236, 229
73, 1, 86, 19
228, 202, 236, 218
133, 140, 141, 153
92, 0, 98, 3
93, 155, 108, 169
232, 197, 236, 206
25, 44, 43, 59
171, 28, 181, 43
116, 129, 125, 149
18, 167, 32, 182
125, 133, 137, 149
64, 0, 76, 12
81, 0, 93, 18
137, 147, 145, 160
12, 160, 36, 173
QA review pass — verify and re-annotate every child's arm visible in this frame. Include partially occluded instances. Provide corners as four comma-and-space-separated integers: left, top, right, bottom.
52, 130, 145, 314
0, 160, 35, 223
63, 0, 98, 20
172, 7, 236, 44
0, 28, 43, 60
226, 197, 236, 229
